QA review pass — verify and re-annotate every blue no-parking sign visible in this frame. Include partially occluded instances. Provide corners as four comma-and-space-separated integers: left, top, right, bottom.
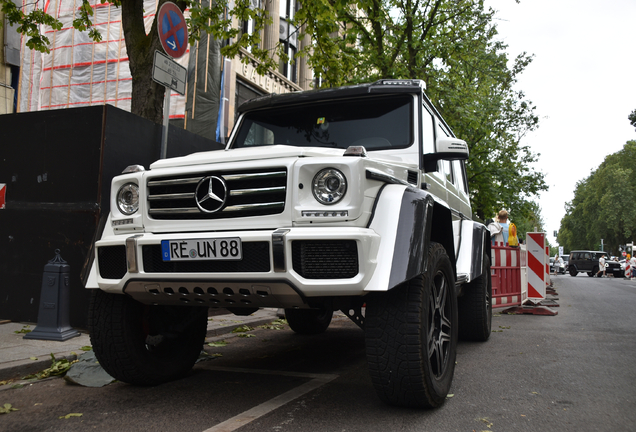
157, 2, 188, 59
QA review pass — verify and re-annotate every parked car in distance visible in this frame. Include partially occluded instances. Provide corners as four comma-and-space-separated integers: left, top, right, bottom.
561, 254, 570, 269
551, 257, 566, 274
568, 250, 622, 277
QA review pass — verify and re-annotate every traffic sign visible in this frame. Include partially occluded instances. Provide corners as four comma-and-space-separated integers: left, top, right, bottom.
157, 2, 188, 58
152, 50, 187, 95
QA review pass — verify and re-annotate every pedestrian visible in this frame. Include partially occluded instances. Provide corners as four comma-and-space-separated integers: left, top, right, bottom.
631, 255, 636, 280
487, 217, 503, 246
596, 255, 607, 278
553, 255, 563, 276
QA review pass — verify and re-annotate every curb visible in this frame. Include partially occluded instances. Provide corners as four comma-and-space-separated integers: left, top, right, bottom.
0, 311, 281, 382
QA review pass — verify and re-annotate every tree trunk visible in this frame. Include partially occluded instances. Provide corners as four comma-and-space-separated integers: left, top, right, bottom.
121, 0, 186, 124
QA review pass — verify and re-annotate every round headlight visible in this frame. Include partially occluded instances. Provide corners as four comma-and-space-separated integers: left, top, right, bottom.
312, 168, 347, 205
117, 183, 140, 215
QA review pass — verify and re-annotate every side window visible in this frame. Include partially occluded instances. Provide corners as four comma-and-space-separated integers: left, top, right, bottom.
453, 160, 468, 194
422, 106, 435, 154
442, 160, 454, 184
583, 253, 590, 260
434, 122, 451, 181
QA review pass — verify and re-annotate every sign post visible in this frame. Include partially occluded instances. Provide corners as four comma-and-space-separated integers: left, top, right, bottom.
155, 2, 188, 159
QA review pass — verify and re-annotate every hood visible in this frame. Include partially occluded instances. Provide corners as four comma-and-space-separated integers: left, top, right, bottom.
149, 145, 347, 170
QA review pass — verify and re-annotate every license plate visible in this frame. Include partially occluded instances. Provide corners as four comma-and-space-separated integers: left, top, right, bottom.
161, 238, 242, 261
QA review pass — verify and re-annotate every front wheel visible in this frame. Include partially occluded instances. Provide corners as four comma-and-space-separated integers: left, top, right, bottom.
569, 267, 577, 276
88, 290, 208, 386
365, 242, 457, 408
458, 251, 492, 342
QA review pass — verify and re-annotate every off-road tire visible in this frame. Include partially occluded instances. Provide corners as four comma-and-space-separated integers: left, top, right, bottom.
285, 306, 333, 335
88, 289, 208, 386
458, 252, 492, 342
365, 242, 457, 408
569, 267, 577, 277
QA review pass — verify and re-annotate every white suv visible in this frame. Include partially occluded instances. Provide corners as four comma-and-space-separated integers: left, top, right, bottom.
86, 79, 492, 408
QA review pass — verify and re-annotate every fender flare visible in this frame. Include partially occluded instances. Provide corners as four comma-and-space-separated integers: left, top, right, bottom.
365, 184, 456, 291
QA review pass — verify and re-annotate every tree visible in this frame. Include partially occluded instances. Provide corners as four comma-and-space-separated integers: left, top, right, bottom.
294, 0, 546, 220
629, 109, 636, 131
1, 0, 274, 123
558, 140, 636, 255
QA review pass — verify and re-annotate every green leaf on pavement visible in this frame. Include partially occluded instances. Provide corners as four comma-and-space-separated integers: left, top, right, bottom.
14, 326, 31, 334
207, 340, 228, 347
232, 325, 253, 333
59, 413, 83, 419
0, 404, 18, 414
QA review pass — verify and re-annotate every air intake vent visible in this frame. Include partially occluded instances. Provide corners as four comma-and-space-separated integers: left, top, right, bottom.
407, 170, 419, 185
98, 246, 127, 279
292, 240, 358, 279
147, 168, 287, 220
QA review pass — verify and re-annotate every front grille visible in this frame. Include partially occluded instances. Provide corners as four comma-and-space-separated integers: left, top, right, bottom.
98, 246, 127, 279
147, 168, 287, 220
142, 242, 270, 273
292, 240, 358, 279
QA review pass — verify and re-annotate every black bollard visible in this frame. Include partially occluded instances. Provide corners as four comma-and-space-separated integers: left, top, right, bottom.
23, 249, 80, 341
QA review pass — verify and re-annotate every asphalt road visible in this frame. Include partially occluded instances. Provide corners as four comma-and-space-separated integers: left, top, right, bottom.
2, 276, 636, 432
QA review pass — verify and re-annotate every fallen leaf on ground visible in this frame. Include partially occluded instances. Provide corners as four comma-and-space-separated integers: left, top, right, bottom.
207, 340, 228, 347
0, 404, 18, 414
59, 413, 83, 419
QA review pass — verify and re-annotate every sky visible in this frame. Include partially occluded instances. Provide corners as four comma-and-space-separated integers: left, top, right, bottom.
485, 0, 636, 247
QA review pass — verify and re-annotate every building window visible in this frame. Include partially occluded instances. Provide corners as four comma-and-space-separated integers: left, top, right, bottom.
235, 79, 264, 121
279, 0, 298, 83
240, 0, 261, 52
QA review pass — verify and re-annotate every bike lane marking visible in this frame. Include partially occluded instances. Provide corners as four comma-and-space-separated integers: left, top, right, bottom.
200, 367, 339, 432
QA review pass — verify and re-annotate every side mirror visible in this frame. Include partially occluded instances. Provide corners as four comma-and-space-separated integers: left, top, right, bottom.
423, 137, 469, 172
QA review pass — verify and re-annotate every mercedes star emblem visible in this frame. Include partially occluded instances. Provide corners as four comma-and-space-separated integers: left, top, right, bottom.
195, 176, 227, 213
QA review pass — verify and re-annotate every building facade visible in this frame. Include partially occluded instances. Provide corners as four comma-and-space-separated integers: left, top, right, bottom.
12, 0, 313, 141
1, 9, 20, 115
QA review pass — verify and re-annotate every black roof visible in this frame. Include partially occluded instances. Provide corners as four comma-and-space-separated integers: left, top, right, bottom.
236, 79, 426, 114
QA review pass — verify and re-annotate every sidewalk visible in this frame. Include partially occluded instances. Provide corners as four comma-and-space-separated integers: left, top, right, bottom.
0, 308, 280, 382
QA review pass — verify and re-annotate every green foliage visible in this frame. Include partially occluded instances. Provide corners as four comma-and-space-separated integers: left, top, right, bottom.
22, 353, 77, 380
629, 109, 636, 131
558, 140, 636, 255
510, 201, 545, 244
295, 0, 546, 220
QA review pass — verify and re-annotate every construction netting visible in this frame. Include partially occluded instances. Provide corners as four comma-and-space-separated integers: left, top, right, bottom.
17, 0, 189, 120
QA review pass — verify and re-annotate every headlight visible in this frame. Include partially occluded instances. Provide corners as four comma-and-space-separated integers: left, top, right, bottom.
312, 168, 347, 205
116, 183, 140, 215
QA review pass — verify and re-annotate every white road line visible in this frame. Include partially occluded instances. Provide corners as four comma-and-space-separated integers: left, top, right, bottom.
201, 367, 339, 432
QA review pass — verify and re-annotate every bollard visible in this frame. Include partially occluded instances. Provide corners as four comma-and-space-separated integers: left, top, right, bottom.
23, 249, 80, 341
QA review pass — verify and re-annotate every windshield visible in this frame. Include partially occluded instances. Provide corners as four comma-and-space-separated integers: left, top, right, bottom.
232, 94, 413, 150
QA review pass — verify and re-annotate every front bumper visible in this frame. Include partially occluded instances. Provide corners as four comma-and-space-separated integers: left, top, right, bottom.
95, 228, 381, 307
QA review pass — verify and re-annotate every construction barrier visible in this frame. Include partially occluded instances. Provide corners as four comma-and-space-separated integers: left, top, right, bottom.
491, 242, 525, 308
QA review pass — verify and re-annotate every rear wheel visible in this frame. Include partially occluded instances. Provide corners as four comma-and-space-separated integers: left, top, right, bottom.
285, 306, 333, 335
88, 290, 208, 386
365, 242, 457, 408
458, 251, 492, 342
